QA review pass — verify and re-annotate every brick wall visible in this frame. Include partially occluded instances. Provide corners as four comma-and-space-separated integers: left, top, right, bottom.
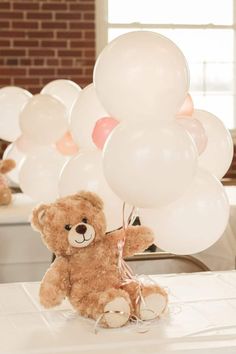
0, 0, 96, 94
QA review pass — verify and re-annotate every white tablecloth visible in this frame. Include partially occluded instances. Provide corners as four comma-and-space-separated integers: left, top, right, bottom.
1, 271, 236, 354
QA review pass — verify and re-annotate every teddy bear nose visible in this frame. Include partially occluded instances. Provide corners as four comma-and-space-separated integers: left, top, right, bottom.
76, 224, 87, 234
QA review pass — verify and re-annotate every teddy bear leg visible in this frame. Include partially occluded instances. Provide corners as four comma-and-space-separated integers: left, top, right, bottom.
71, 288, 132, 328
138, 285, 168, 321
0, 187, 12, 206
123, 282, 168, 321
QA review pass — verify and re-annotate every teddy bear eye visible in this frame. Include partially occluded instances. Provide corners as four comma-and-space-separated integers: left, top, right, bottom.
65, 224, 72, 231
82, 218, 88, 224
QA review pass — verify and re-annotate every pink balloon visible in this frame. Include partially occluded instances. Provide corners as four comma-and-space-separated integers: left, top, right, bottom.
177, 93, 194, 117
92, 117, 119, 150
16, 135, 41, 153
178, 117, 208, 155
56, 132, 79, 156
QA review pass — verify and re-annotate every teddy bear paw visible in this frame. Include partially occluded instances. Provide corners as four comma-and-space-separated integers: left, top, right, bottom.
104, 297, 130, 328
139, 293, 167, 321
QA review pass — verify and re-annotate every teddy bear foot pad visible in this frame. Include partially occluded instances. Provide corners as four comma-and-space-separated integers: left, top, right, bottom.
139, 293, 167, 321
104, 297, 130, 328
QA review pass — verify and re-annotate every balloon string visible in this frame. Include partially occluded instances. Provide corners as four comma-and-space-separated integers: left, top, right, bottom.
95, 203, 165, 333
122, 202, 136, 230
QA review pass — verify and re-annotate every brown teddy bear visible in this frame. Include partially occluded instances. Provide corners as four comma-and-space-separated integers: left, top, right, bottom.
0, 159, 16, 206
31, 191, 168, 328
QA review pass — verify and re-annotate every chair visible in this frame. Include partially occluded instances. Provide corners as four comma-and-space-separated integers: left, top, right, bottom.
124, 251, 210, 274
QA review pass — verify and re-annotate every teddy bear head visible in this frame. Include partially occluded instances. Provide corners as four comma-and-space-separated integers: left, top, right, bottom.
31, 191, 106, 256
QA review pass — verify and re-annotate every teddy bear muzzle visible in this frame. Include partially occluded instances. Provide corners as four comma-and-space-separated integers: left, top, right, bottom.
68, 222, 96, 248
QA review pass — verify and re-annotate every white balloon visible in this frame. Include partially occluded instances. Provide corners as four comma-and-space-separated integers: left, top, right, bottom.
59, 149, 133, 232
139, 169, 229, 255
0, 86, 32, 141
94, 31, 189, 122
103, 120, 198, 208
19, 94, 68, 145
19, 146, 67, 202
41, 79, 81, 116
3, 142, 26, 185
70, 83, 108, 148
193, 109, 233, 179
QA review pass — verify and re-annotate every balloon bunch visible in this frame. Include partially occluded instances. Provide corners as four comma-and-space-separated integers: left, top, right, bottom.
1, 30, 233, 254
0, 80, 129, 232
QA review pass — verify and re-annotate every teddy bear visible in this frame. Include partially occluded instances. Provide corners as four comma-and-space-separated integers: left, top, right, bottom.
31, 191, 168, 328
0, 159, 16, 206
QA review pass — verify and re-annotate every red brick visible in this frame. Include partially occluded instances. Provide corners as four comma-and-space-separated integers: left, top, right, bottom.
0, 39, 10, 46
28, 31, 54, 38
0, 12, 23, 19
0, 68, 26, 76
29, 68, 55, 75
69, 3, 94, 11
70, 40, 95, 48
84, 31, 95, 39
42, 3, 67, 10
0, 77, 11, 85
29, 49, 55, 57
34, 59, 45, 65
20, 59, 31, 65
13, 2, 39, 10
14, 40, 39, 47
69, 22, 94, 30
6, 58, 18, 65
47, 59, 59, 66
41, 77, 58, 85
12, 21, 39, 29
41, 40, 67, 48
57, 31, 82, 39
61, 59, 73, 66
83, 13, 95, 20
58, 50, 82, 57
84, 67, 93, 76
41, 22, 67, 29
27, 12, 52, 20
84, 49, 95, 57
56, 12, 82, 20
0, 21, 10, 28
14, 78, 40, 85
0, 3, 10, 10
57, 68, 83, 75
0, 30, 25, 38
1, 49, 26, 56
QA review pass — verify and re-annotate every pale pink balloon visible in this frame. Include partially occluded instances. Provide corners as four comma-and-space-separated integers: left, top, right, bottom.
56, 131, 79, 156
177, 93, 194, 117
92, 117, 119, 150
16, 135, 41, 153
178, 116, 208, 155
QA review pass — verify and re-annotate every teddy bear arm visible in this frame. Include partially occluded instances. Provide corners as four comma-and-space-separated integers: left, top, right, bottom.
123, 226, 154, 257
40, 257, 70, 308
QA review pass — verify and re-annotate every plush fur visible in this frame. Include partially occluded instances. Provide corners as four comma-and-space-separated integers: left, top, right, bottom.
32, 191, 168, 328
0, 159, 15, 206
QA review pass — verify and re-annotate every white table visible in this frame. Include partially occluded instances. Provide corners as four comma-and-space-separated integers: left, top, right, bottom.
0, 193, 51, 283
1, 271, 236, 354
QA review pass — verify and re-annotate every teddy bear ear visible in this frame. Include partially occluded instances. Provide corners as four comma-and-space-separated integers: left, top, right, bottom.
31, 203, 48, 231
74, 191, 104, 211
